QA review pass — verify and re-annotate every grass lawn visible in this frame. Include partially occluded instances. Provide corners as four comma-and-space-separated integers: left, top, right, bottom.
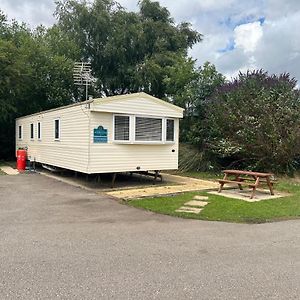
128, 176, 300, 223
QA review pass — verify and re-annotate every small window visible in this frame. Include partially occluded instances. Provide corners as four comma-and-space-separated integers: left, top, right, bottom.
114, 115, 130, 141
166, 119, 175, 142
30, 123, 34, 140
18, 125, 22, 140
37, 122, 41, 140
54, 119, 60, 140
135, 117, 162, 141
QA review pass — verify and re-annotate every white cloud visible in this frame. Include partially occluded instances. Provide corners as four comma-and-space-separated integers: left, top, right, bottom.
254, 10, 300, 79
234, 21, 263, 53
1, 0, 300, 83
1, 0, 55, 27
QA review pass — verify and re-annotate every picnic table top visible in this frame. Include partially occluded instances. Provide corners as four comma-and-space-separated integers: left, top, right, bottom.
223, 169, 274, 177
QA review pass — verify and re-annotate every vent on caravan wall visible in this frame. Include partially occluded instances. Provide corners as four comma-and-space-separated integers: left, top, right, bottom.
73, 62, 96, 101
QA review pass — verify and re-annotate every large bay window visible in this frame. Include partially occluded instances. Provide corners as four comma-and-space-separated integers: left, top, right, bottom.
113, 115, 175, 143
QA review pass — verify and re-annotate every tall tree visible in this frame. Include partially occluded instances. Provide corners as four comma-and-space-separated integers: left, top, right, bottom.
0, 13, 78, 159
164, 61, 225, 143
55, 0, 202, 97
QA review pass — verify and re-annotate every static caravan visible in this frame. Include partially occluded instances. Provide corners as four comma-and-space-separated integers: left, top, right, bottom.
16, 93, 184, 175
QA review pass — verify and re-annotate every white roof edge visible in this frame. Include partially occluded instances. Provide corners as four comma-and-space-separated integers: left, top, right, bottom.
16, 99, 94, 120
16, 92, 184, 121
92, 92, 185, 113
91, 108, 183, 118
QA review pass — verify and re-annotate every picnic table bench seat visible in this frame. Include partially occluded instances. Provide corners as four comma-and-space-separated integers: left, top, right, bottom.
221, 177, 276, 184
218, 177, 276, 185
218, 179, 257, 188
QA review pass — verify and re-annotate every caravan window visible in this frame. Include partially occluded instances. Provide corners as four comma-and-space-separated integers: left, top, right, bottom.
166, 119, 175, 142
113, 115, 175, 143
18, 125, 23, 140
114, 115, 130, 141
30, 123, 34, 140
54, 119, 60, 140
135, 117, 162, 141
37, 122, 41, 140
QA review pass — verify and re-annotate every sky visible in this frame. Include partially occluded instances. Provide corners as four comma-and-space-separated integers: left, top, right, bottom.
1, 0, 300, 82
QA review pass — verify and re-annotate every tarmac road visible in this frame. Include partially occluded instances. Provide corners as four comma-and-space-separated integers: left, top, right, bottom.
0, 173, 299, 299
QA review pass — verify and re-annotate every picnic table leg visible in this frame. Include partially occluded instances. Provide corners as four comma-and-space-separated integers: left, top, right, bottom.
218, 173, 228, 193
235, 175, 243, 190
266, 177, 274, 195
250, 177, 260, 199
250, 187, 256, 199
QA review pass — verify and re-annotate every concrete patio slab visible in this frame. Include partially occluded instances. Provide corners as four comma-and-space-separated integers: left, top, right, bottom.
175, 206, 203, 214
184, 200, 208, 207
208, 188, 289, 202
193, 195, 209, 200
0, 166, 19, 175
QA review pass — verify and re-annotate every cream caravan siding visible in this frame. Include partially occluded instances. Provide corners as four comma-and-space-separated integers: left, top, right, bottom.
16, 104, 90, 173
88, 112, 179, 173
91, 94, 183, 118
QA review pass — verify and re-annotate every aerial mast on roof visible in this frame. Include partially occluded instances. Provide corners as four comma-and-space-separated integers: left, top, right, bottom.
73, 62, 96, 101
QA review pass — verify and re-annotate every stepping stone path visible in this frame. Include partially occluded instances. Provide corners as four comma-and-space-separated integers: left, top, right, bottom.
185, 200, 208, 207
193, 195, 209, 200
176, 207, 203, 214
175, 195, 209, 214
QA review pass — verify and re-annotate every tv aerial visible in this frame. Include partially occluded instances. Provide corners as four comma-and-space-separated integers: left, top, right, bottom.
73, 62, 96, 100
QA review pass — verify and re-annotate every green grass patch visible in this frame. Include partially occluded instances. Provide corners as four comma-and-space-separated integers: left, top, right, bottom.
128, 175, 300, 223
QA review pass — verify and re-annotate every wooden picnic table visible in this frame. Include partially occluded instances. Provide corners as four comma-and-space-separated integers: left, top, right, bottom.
218, 169, 275, 199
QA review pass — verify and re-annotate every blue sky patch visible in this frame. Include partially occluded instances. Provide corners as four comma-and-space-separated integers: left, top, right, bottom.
258, 16, 265, 25
220, 15, 265, 29
218, 38, 235, 53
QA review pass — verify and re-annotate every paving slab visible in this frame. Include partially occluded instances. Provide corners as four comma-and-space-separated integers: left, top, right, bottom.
175, 206, 202, 214
193, 195, 209, 200
209, 188, 289, 202
184, 200, 208, 207
0, 166, 19, 175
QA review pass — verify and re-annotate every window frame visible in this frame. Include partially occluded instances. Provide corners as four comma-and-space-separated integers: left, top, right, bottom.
134, 115, 164, 144
112, 114, 176, 144
18, 125, 23, 140
54, 118, 60, 141
165, 118, 175, 143
113, 114, 131, 143
30, 123, 34, 140
37, 121, 42, 140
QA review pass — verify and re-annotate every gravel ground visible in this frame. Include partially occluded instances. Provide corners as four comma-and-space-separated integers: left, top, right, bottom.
0, 173, 299, 299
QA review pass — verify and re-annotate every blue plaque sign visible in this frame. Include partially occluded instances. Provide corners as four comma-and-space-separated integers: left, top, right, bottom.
93, 126, 108, 143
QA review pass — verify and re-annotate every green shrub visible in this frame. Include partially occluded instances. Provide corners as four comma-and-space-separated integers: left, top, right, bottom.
203, 70, 300, 173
